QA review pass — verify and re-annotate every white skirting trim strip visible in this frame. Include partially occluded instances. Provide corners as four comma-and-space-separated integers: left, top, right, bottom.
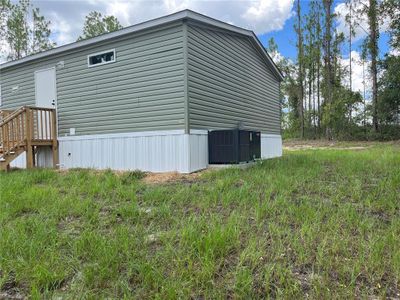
261, 133, 283, 159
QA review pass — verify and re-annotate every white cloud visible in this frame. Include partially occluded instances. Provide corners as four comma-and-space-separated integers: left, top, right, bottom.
390, 47, 400, 56
1, 0, 293, 63
340, 50, 371, 94
35, 0, 293, 49
335, 0, 389, 41
164, 0, 190, 12
105, 1, 132, 25
48, 12, 76, 45
243, 0, 293, 33
0, 43, 11, 63
269, 50, 285, 65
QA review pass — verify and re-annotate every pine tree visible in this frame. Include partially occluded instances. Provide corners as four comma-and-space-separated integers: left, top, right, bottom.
381, 0, 400, 51
294, 0, 305, 138
78, 11, 123, 41
355, 0, 380, 131
31, 7, 55, 54
0, 0, 55, 60
305, 0, 321, 137
315, 1, 323, 135
367, 0, 380, 131
345, 0, 356, 122
322, 0, 334, 139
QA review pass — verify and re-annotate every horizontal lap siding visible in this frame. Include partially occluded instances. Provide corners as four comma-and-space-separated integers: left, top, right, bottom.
0, 24, 185, 136
187, 24, 281, 134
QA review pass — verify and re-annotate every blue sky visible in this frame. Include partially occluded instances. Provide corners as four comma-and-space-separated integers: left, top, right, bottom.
259, 0, 391, 61
24, 0, 391, 62
3, 0, 393, 72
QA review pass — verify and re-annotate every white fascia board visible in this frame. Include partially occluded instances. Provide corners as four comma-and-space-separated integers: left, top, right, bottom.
250, 33, 285, 82
185, 10, 251, 36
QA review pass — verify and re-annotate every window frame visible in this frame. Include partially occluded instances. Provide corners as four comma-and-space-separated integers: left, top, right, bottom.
87, 49, 116, 68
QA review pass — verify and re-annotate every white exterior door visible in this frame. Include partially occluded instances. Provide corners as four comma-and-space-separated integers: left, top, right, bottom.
35, 67, 57, 139
35, 67, 57, 109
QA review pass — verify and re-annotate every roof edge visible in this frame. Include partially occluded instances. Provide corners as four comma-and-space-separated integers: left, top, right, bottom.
0, 10, 190, 69
0, 9, 284, 81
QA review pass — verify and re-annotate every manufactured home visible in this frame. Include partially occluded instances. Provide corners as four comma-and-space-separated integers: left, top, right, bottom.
0, 10, 283, 173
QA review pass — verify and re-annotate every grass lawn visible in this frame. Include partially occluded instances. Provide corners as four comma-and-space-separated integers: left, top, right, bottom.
1, 142, 399, 299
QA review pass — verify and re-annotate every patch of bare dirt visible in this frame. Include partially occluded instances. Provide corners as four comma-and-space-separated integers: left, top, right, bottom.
142, 170, 210, 185
284, 139, 400, 151
283, 139, 378, 151
56, 168, 212, 185
0, 271, 24, 300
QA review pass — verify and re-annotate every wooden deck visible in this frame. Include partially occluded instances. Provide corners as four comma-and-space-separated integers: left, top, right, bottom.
0, 106, 59, 171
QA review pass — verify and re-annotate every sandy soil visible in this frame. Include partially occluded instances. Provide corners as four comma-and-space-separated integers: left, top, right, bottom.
142, 170, 209, 184
283, 139, 399, 151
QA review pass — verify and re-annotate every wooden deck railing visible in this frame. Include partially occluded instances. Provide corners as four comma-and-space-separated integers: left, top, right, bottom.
30, 107, 57, 142
0, 107, 27, 156
0, 106, 57, 156
0, 109, 14, 123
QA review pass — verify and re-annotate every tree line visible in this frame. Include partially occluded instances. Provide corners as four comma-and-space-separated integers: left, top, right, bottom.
0, 0, 122, 60
1, 0, 399, 141
268, 0, 400, 140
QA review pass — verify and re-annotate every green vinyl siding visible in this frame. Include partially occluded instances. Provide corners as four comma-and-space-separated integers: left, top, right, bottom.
0, 23, 185, 136
0, 19, 282, 137
187, 23, 281, 134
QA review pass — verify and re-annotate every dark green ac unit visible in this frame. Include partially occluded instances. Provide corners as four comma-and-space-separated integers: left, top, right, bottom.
208, 129, 261, 164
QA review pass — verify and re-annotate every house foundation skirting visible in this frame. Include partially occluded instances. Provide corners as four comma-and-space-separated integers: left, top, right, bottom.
261, 134, 283, 159
10, 147, 53, 169
57, 130, 208, 173
11, 130, 282, 173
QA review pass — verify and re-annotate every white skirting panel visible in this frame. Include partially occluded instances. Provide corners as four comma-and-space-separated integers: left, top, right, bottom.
58, 130, 208, 173
10, 131, 281, 172
188, 130, 208, 172
36, 147, 54, 167
10, 147, 53, 169
261, 134, 283, 159
10, 152, 26, 168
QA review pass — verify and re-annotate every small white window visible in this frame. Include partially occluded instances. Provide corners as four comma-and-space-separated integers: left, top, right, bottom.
87, 49, 116, 67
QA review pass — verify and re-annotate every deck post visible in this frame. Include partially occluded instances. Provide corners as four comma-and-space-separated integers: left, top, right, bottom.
51, 109, 59, 168
25, 107, 34, 168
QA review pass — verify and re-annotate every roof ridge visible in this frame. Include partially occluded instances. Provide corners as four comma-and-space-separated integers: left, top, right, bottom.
0, 9, 283, 81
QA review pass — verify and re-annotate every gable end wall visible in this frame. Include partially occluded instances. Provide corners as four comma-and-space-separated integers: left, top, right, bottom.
186, 23, 281, 135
